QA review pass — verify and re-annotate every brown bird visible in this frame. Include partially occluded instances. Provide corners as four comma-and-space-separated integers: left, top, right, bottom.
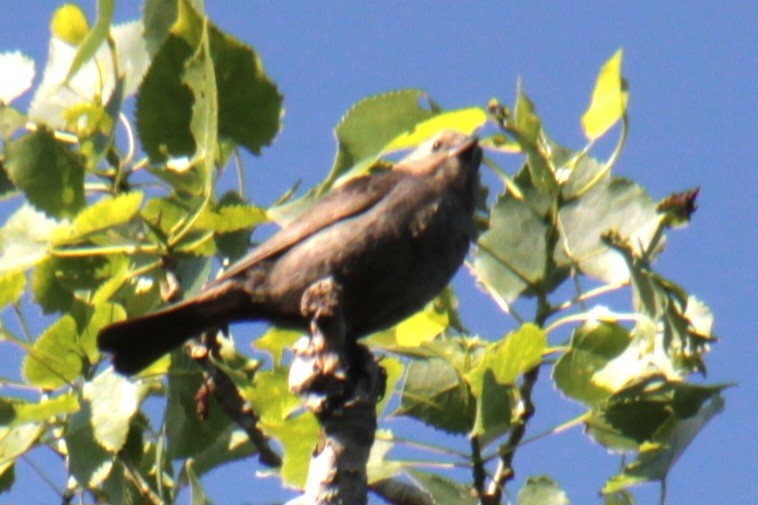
98, 130, 482, 374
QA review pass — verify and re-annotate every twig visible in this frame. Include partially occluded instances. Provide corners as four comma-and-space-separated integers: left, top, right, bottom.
193, 333, 282, 468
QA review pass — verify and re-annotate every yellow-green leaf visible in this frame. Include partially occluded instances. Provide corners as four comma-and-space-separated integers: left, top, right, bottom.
12, 393, 80, 425
384, 107, 488, 152
23, 316, 84, 389
51, 4, 90, 45
466, 323, 546, 392
394, 303, 449, 346
52, 192, 143, 245
0, 271, 25, 308
582, 49, 628, 140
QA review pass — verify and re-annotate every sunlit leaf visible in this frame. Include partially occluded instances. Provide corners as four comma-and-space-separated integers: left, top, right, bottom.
65, 401, 114, 487
394, 301, 449, 346
186, 460, 211, 505
384, 107, 488, 151
182, 19, 217, 180
553, 321, 633, 405
0, 204, 60, 273
84, 370, 141, 453
467, 323, 546, 389
29, 21, 149, 126
52, 192, 144, 245
582, 49, 628, 140
324, 89, 436, 188
0, 423, 43, 490
517, 474, 569, 505
64, 0, 115, 83
23, 315, 84, 389
241, 368, 318, 488
510, 83, 558, 194
0, 394, 79, 426
0, 52, 35, 104
0, 271, 25, 309
557, 173, 660, 283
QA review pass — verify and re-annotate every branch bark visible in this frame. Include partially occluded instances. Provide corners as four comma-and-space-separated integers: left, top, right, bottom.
289, 277, 386, 505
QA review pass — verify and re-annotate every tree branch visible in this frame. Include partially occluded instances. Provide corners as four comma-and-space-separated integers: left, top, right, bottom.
289, 277, 386, 505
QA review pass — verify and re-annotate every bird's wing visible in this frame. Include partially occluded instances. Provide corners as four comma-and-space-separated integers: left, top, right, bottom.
212, 171, 405, 283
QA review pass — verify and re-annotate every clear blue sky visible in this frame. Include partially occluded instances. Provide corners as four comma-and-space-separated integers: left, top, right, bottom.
1, 2, 755, 504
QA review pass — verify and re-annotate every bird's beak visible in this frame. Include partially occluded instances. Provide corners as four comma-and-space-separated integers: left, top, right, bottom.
448, 135, 479, 159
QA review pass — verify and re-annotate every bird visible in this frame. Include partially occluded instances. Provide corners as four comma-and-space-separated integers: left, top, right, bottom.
98, 130, 482, 375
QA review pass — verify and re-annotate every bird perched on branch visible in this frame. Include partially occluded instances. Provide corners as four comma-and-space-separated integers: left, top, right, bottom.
98, 130, 482, 374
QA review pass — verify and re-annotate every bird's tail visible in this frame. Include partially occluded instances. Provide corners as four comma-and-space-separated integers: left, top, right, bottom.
98, 287, 250, 375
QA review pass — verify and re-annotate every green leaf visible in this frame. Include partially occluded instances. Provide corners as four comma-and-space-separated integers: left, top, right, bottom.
80, 302, 126, 362
517, 474, 569, 505
408, 470, 478, 505
253, 327, 302, 367
136, 34, 195, 161
384, 107, 488, 151
212, 192, 268, 262
397, 356, 475, 434
0, 422, 43, 490
510, 83, 558, 194
23, 316, 84, 389
553, 321, 633, 405
84, 370, 140, 453
586, 376, 727, 451
472, 180, 553, 303
186, 460, 211, 505
366, 430, 403, 483
467, 323, 546, 388
0, 394, 79, 426
469, 369, 513, 443
557, 175, 660, 283
51, 4, 90, 45
182, 426, 255, 479
4, 128, 85, 218
324, 89, 437, 188
194, 198, 268, 233
0, 204, 60, 274
32, 255, 109, 314
0, 104, 27, 140
376, 356, 404, 417
65, 401, 114, 488
143, 0, 178, 54
0, 157, 13, 197
603, 393, 724, 494
137, 0, 281, 162
603, 489, 636, 505
240, 367, 318, 487
182, 18, 217, 181
393, 300, 449, 347
582, 49, 628, 140
465, 325, 545, 440
52, 192, 144, 245
64, 0, 115, 83
0, 271, 25, 308
166, 352, 233, 459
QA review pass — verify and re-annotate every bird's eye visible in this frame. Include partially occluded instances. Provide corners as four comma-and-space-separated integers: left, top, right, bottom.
432, 140, 443, 151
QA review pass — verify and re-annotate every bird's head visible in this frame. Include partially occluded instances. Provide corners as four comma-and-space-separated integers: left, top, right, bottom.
394, 129, 482, 178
